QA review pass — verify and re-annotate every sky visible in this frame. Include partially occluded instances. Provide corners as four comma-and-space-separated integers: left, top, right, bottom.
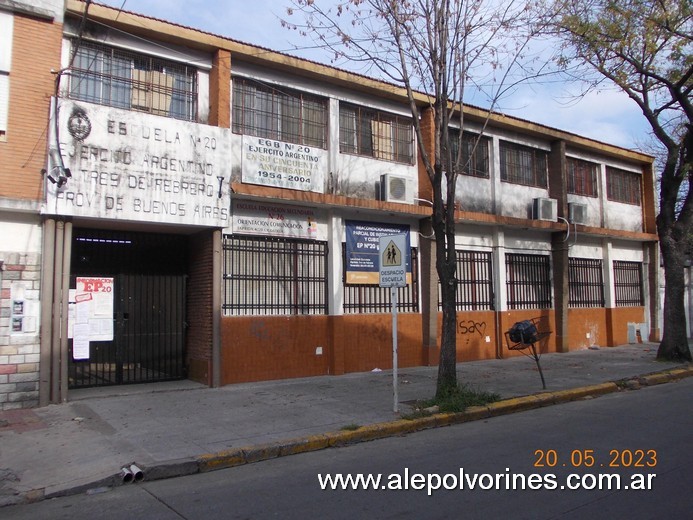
97, 0, 653, 154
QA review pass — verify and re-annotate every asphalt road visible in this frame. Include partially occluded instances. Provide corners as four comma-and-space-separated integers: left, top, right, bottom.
3, 378, 692, 519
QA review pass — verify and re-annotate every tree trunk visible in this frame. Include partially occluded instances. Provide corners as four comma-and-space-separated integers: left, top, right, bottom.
657, 229, 693, 361
436, 259, 458, 397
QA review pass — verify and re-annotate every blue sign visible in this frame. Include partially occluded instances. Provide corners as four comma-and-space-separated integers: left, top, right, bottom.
345, 220, 411, 284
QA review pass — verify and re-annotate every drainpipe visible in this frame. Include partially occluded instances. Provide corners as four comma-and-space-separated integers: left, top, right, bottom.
39, 219, 56, 407
50, 221, 64, 403
59, 222, 72, 402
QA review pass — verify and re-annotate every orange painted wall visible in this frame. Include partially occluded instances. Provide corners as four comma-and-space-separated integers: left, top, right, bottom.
221, 315, 331, 384
334, 314, 422, 373
567, 308, 609, 349
606, 307, 647, 346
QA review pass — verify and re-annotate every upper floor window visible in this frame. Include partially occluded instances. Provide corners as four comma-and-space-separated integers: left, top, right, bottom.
447, 130, 490, 178
500, 140, 548, 188
567, 157, 598, 197
68, 40, 198, 121
606, 166, 641, 206
232, 78, 327, 149
0, 12, 13, 140
339, 103, 414, 164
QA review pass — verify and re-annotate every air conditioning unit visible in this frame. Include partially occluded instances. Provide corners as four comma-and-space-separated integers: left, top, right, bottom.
533, 197, 557, 222
380, 174, 410, 203
568, 202, 588, 225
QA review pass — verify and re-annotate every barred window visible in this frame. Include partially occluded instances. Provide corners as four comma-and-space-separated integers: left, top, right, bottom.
607, 167, 641, 205
232, 78, 327, 149
505, 253, 552, 310
68, 40, 198, 121
223, 235, 328, 316
439, 250, 494, 310
339, 103, 414, 164
343, 246, 419, 313
447, 131, 490, 178
569, 258, 605, 307
567, 158, 598, 197
613, 260, 644, 307
500, 141, 548, 188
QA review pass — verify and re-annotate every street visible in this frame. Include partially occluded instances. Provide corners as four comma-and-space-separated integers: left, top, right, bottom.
3, 377, 692, 519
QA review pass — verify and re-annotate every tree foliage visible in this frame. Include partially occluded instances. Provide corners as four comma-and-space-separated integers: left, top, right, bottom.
284, 0, 547, 395
549, 0, 692, 361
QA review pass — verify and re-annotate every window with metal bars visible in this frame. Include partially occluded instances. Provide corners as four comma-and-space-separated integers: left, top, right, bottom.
499, 140, 548, 188
446, 130, 491, 178
339, 102, 414, 164
67, 40, 198, 121
567, 157, 599, 197
438, 250, 494, 310
569, 258, 605, 307
342, 246, 419, 313
505, 253, 552, 309
613, 260, 644, 307
606, 166, 642, 206
222, 235, 328, 316
232, 77, 327, 149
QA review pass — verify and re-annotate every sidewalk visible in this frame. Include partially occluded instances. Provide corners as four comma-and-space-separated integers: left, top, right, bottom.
1, 343, 691, 506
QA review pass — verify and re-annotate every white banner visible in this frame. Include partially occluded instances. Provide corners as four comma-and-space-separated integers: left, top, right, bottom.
231, 200, 327, 240
241, 136, 327, 193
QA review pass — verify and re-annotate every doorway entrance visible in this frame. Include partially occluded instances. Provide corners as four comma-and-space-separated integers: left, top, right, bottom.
68, 229, 188, 388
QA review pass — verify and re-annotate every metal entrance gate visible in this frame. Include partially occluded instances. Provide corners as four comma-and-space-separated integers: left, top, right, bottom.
69, 230, 188, 388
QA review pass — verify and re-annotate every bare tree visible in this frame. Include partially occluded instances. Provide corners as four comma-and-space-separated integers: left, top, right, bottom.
548, 0, 692, 361
284, 0, 548, 396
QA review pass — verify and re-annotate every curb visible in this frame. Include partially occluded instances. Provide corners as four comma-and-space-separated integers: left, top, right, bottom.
17, 364, 690, 506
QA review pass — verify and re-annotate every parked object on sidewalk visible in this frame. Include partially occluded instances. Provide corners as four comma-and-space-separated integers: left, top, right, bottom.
505, 318, 552, 389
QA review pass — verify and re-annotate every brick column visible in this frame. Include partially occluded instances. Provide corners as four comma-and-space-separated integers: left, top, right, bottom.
209, 49, 231, 128
549, 140, 569, 352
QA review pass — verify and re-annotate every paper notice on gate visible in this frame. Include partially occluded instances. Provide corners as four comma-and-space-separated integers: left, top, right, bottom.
73, 323, 90, 360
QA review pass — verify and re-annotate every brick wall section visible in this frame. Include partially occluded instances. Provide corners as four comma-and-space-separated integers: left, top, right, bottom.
0, 253, 41, 410
1, 14, 63, 200
186, 231, 214, 384
417, 107, 436, 203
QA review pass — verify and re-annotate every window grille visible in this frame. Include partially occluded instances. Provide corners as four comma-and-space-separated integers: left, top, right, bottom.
339, 103, 414, 164
500, 140, 548, 188
613, 260, 644, 307
446, 131, 490, 178
232, 78, 327, 149
223, 235, 328, 316
439, 250, 494, 310
505, 253, 552, 309
567, 158, 598, 197
568, 258, 605, 307
343, 246, 419, 313
606, 166, 642, 206
68, 40, 198, 121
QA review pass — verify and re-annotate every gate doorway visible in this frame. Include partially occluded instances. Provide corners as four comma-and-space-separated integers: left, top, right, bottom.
68, 229, 188, 388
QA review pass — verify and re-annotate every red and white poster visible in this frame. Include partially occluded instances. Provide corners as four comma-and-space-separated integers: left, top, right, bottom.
70, 277, 114, 360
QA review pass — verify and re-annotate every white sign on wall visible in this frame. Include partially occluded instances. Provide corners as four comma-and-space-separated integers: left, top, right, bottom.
231, 200, 327, 240
241, 136, 327, 193
44, 100, 232, 227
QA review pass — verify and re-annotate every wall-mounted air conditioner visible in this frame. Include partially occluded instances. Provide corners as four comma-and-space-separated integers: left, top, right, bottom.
533, 197, 557, 222
568, 202, 588, 225
380, 174, 410, 203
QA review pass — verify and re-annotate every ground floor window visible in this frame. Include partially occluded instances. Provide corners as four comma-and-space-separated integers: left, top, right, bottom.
569, 258, 605, 307
613, 260, 644, 307
505, 253, 552, 310
342, 246, 419, 313
439, 250, 494, 310
223, 235, 328, 316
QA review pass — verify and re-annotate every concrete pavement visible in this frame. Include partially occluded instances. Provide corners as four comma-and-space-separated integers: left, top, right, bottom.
1, 343, 691, 507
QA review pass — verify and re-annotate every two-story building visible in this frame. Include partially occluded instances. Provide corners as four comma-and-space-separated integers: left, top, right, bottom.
1, 0, 659, 409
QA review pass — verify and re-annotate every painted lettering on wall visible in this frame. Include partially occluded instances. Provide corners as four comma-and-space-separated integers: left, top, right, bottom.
45, 100, 232, 227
